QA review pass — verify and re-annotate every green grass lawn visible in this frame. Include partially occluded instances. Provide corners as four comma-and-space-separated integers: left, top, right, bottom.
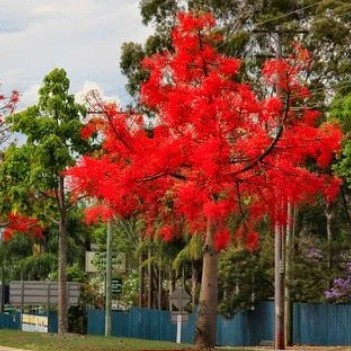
0, 330, 192, 351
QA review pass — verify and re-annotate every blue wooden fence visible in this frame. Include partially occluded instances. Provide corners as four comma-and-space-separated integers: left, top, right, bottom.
87, 308, 195, 342
0, 312, 21, 330
0, 311, 57, 333
88, 302, 273, 346
293, 302, 351, 346
87, 302, 351, 346
4, 302, 351, 346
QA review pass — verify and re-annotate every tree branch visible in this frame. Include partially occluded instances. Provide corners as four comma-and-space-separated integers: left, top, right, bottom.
227, 92, 291, 177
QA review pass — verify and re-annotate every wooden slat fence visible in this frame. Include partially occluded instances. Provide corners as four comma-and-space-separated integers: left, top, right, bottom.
3, 302, 351, 346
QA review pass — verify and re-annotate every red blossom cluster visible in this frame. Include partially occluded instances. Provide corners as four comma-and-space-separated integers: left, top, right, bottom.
68, 12, 342, 252
84, 205, 115, 225
0, 85, 19, 120
2, 213, 43, 242
0, 84, 43, 244
0, 83, 19, 145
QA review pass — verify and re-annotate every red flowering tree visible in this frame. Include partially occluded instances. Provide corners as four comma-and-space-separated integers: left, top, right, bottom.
0, 84, 42, 241
2, 213, 43, 242
0, 212, 43, 313
69, 13, 342, 348
0, 84, 43, 312
0, 83, 19, 145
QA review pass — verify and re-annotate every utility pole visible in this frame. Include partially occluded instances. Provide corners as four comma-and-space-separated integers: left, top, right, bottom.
147, 246, 152, 309
252, 25, 308, 351
274, 26, 285, 351
274, 221, 285, 350
284, 202, 293, 346
105, 219, 113, 337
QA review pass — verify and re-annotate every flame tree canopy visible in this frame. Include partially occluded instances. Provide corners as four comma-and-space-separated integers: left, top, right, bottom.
68, 12, 342, 347
69, 12, 341, 241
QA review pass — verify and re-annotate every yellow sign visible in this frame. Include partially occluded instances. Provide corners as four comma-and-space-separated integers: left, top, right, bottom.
22, 314, 48, 333
85, 251, 126, 273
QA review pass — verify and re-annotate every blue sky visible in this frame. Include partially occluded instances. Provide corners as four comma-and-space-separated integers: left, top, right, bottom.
0, 0, 152, 109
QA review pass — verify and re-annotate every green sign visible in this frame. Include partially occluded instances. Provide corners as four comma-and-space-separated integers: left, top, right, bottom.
111, 278, 122, 294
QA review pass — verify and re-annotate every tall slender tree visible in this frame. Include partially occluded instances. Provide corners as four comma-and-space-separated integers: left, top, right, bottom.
2, 68, 91, 334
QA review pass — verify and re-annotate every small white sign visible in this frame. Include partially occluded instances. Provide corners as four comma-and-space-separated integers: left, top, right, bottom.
171, 311, 189, 324
85, 251, 126, 273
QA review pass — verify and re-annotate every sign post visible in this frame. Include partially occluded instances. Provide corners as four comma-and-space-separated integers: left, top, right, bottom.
169, 287, 191, 344
176, 314, 182, 343
111, 278, 122, 294
85, 251, 126, 274
10, 281, 80, 306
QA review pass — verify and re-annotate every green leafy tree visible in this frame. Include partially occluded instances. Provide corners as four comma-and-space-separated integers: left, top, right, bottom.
331, 92, 351, 187
1, 68, 92, 333
218, 238, 273, 317
173, 234, 203, 309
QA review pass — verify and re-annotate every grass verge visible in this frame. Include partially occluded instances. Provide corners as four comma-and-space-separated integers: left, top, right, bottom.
0, 330, 191, 351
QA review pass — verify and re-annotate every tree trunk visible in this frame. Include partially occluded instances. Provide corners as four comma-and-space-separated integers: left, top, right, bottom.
191, 262, 197, 311
147, 246, 152, 309
284, 203, 293, 346
58, 177, 68, 334
138, 253, 144, 308
194, 219, 218, 348
152, 265, 158, 308
325, 202, 334, 270
157, 267, 162, 310
169, 269, 176, 311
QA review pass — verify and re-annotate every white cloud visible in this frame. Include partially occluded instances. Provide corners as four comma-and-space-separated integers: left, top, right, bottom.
18, 80, 122, 111
75, 80, 120, 105
19, 84, 41, 110
0, 0, 153, 109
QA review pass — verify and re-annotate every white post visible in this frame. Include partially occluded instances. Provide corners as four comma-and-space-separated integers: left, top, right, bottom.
176, 314, 182, 343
